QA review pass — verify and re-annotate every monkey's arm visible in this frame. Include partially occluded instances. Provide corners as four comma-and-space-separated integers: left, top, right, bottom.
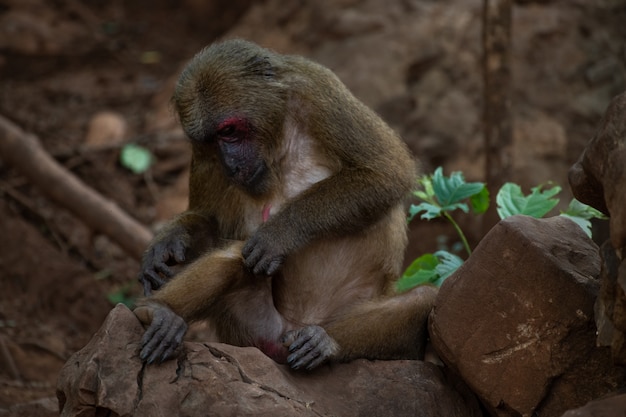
140, 211, 217, 295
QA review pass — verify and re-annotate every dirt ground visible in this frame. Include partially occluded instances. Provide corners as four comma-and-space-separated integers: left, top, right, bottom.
0, 0, 231, 411
0, 0, 624, 415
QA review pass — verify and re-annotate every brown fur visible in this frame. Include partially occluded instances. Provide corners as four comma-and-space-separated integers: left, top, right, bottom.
136, 39, 437, 369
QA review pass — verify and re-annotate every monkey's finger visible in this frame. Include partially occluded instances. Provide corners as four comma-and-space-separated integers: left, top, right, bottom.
140, 329, 162, 361
241, 249, 263, 273
140, 308, 168, 358
264, 258, 283, 276
305, 353, 329, 371
289, 347, 321, 370
141, 309, 187, 364
142, 280, 153, 296
158, 322, 187, 363
241, 239, 255, 258
252, 254, 283, 276
171, 241, 187, 264
286, 327, 321, 353
288, 333, 319, 357
140, 270, 167, 295
154, 262, 174, 279
143, 325, 174, 364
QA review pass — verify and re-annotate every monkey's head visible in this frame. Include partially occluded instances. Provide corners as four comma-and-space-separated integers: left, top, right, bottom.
173, 39, 288, 195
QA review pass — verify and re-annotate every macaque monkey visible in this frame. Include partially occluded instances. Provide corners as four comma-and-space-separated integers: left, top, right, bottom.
134, 39, 437, 370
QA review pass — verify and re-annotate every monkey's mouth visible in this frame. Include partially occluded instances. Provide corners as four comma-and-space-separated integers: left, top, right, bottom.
236, 162, 268, 194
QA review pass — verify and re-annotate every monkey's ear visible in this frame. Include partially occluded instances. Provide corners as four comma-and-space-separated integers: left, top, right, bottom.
245, 56, 275, 78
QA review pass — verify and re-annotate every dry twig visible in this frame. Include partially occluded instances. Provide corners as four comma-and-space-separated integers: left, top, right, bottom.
0, 115, 153, 260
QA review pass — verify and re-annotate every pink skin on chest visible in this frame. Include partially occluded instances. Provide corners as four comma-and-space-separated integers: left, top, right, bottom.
262, 203, 272, 222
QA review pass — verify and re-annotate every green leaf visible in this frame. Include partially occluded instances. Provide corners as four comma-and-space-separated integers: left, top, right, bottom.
120, 143, 153, 174
410, 202, 443, 220
561, 198, 607, 220
397, 254, 439, 292
559, 198, 608, 238
470, 186, 490, 214
496, 183, 561, 219
397, 251, 464, 292
414, 175, 435, 202
432, 167, 486, 207
107, 290, 136, 308
433, 250, 464, 286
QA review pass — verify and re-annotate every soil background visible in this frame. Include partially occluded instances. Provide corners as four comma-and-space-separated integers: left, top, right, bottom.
0, 0, 624, 415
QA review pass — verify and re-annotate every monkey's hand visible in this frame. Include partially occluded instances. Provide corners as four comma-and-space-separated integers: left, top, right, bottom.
242, 226, 287, 276
134, 303, 188, 365
281, 325, 339, 371
140, 227, 190, 296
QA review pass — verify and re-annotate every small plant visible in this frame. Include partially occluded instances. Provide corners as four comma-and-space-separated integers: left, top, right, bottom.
120, 143, 153, 174
396, 168, 606, 292
107, 281, 137, 308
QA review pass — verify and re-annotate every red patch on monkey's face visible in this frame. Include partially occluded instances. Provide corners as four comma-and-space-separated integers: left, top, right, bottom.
216, 116, 250, 143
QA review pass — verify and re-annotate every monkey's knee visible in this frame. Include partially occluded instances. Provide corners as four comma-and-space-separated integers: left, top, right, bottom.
133, 305, 154, 325
405, 284, 438, 311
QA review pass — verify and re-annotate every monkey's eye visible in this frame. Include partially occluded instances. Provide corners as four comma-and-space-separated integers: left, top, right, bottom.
216, 117, 250, 142
218, 124, 236, 137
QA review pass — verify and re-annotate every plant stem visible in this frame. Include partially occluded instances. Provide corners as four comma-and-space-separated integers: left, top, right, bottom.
443, 211, 472, 256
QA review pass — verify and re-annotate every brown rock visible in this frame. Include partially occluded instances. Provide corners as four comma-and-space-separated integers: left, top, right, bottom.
561, 393, 626, 417
594, 241, 626, 364
57, 304, 482, 417
569, 90, 626, 248
569, 90, 626, 365
84, 111, 127, 148
429, 215, 625, 417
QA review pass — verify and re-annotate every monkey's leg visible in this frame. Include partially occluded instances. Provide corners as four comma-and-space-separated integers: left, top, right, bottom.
282, 285, 438, 369
135, 241, 252, 364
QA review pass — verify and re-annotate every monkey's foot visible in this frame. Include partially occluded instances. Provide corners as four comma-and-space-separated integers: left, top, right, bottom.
281, 325, 339, 371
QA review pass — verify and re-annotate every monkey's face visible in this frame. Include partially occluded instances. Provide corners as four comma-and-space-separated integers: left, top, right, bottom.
173, 40, 289, 196
213, 115, 269, 194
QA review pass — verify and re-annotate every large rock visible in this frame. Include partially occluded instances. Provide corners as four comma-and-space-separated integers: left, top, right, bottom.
569, 90, 626, 366
561, 393, 626, 417
569, 90, 626, 247
57, 304, 482, 417
429, 215, 625, 417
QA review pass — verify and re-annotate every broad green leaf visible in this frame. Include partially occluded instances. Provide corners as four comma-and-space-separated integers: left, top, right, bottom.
397, 251, 465, 292
470, 186, 490, 214
559, 198, 608, 238
496, 183, 561, 219
120, 143, 153, 174
432, 167, 486, 207
397, 254, 439, 292
403, 253, 439, 277
561, 198, 607, 220
433, 250, 464, 286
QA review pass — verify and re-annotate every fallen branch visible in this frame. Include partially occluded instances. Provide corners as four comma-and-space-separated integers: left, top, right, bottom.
0, 115, 153, 260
